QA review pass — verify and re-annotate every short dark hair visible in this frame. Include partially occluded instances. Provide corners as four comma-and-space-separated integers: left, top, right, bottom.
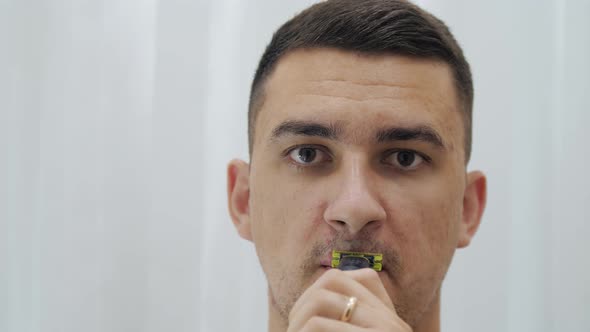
248, 0, 473, 162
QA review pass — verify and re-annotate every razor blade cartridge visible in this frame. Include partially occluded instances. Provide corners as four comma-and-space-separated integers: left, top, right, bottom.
331, 250, 383, 271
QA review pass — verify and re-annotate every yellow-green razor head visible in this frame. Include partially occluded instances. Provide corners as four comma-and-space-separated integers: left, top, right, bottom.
331, 250, 383, 271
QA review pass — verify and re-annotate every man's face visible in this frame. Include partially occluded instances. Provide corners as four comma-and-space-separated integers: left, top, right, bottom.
230, 48, 480, 326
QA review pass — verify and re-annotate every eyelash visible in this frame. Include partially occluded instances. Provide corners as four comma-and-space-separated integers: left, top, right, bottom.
282, 145, 432, 170
382, 149, 432, 164
282, 144, 331, 165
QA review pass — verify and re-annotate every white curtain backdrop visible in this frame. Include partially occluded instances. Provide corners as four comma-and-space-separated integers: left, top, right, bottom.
2, 1, 589, 332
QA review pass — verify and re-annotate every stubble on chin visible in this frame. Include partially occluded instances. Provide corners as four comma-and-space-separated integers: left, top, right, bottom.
267, 243, 328, 322
268, 267, 309, 322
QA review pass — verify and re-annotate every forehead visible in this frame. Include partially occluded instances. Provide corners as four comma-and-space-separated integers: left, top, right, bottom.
255, 48, 462, 148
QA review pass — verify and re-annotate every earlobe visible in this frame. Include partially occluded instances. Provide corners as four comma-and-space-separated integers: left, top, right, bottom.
227, 159, 253, 241
457, 170, 487, 248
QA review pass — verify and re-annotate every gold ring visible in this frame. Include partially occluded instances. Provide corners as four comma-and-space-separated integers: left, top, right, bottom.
340, 296, 358, 322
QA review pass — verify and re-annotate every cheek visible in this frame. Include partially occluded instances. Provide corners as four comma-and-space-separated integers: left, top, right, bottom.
249, 170, 328, 254
386, 178, 463, 268
282, 186, 330, 245
420, 193, 462, 254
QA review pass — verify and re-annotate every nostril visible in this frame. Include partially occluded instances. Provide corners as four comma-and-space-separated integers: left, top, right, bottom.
326, 219, 347, 231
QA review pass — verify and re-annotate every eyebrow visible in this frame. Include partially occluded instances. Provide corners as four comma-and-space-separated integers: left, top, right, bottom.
376, 126, 445, 148
271, 120, 340, 140
270, 120, 445, 148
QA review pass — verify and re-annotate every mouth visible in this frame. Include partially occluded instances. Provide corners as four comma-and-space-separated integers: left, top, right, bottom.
320, 254, 334, 268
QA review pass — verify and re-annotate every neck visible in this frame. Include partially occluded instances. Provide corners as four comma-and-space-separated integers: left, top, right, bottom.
267, 290, 441, 332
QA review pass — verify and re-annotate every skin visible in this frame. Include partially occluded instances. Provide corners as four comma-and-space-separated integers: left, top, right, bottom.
227, 48, 486, 332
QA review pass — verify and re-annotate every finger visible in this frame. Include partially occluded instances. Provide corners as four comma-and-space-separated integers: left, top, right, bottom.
344, 268, 395, 311
288, 288, 376, 331
290, 269, 384, 320
316, 269, 386, 310
289, 291, 410, 332
299, 316, 370, 332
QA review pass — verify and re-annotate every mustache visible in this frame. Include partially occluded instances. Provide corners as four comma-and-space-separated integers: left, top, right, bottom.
306, 233, 402, 276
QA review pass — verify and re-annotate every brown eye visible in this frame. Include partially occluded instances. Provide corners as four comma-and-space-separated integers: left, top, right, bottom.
386, 150, 424, 170
288, 147, 329, 165
397, 151, 415, 167
298, 148, 316, 163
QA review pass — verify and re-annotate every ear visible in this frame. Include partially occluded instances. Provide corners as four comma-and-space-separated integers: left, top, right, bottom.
457, 170, 487, 248
227, 159, 253, 241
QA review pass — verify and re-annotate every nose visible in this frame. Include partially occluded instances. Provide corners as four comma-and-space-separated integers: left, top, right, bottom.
323, 157, 386, 235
